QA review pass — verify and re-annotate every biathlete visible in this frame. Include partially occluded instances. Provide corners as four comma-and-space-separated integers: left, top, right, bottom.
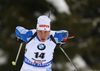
15, 15, 69, 71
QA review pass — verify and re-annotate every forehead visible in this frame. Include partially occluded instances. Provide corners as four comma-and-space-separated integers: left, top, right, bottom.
37, 30, 50, 32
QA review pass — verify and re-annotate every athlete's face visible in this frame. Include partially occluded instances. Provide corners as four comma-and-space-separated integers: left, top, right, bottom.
37, 30, 50, 42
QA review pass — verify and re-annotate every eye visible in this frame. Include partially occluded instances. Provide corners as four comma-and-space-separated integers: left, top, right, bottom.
39, 31, 42, 33
45, 31, 47, 33
44, 31, 48, 34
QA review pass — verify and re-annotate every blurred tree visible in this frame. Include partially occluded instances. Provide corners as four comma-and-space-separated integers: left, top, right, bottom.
0, 0, 100, 71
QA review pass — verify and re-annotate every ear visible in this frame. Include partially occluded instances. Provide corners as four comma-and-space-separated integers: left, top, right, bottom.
36, 30, 38, 32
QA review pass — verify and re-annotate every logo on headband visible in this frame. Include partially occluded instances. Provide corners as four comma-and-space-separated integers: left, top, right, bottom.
39, 25, 49, 28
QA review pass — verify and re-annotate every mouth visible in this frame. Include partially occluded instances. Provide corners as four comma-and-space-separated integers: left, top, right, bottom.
41, 39, 45, 42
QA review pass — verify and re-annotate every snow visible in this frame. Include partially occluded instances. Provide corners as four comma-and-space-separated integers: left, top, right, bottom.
46, 0, 71, 15
0, 48, 8, 66
65, 54, 92, 71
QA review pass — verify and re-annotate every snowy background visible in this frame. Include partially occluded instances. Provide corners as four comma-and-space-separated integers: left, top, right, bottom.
0, 0, 100, 71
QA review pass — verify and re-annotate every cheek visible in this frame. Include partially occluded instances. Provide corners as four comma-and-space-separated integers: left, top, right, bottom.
45, 33, 49, 37
37, 33, 41, 38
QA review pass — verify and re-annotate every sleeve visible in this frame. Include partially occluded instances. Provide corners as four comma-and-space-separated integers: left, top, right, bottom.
53, 30, 69, 43
15, 26, 36, 42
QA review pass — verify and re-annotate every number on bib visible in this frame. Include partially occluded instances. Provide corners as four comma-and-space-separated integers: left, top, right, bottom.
34, 52, 45, 59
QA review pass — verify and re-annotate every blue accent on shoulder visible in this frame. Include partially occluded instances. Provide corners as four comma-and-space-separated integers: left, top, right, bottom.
63, 32, 67, 38
47, 35, 50, 40
15, 29, 33, 42
54, 32, 68, 42
54, 32, 63, 42
36, 34, 40, 41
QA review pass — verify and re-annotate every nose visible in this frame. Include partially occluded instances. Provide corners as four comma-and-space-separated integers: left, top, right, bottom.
41, 33, 45, 37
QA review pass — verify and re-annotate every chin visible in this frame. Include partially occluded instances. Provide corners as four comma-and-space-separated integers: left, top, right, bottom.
41, 41, 45, 42
40, 40, 46, 42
